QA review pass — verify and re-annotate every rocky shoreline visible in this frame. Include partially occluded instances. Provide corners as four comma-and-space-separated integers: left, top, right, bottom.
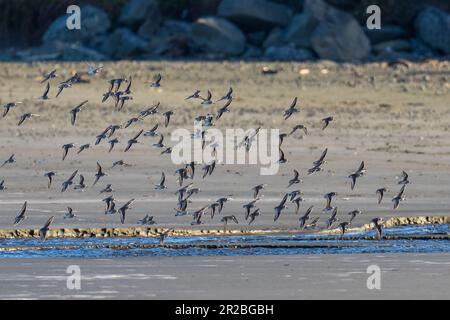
2, 0, 450, 62
0, 216, 448, 240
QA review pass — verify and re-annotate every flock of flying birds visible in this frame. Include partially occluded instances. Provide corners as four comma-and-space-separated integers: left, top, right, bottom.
1, 63, 411, 244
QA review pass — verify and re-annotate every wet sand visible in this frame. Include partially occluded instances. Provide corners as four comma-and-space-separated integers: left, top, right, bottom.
0, 253, 448, 299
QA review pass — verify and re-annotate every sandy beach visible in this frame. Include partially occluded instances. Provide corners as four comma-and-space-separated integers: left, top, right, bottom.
0, 60, 449, 231
0, 60, 449, 300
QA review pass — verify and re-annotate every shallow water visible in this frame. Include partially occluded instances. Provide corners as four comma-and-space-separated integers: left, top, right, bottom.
0, 225, 449, 258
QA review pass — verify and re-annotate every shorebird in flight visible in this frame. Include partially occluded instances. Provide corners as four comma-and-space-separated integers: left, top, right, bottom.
243, 199, 259, 220
44, 172, 55, 189
216, 99, 232, 121
175, 168, 188, 186
111, 160, 132, 168
74, 174, 86, 191
248, 209, 261, 225
103, 196, 116, 215
86, 63, 103, 76
70, 100, 88, 125
62, 143, 75, 161
138, 215, 156, 225
56, 81, 72, 98
119, 199, 135, 224
288, 190, 303, 202
124, 129, 144, 152
153, 134, 165, 148
283, 97, 299, 120
291, 196, 304, 214
158, 229, 173, 246
207, 202, 219, 219
108, 124, 121, 138
217, 87, 233, 102
376, 188, 388, 204
18, 113, 39, 126
288, 170, 301, 188
278, 148, 288, 164
299, 206, 313, 230
392, 185, 406, 210
144, 124, 159, 137
41, 69, 57, 83
201, 161, 216, 178
13, 201, 27, 226
108, 138, 119, 153
77, 143, 90, 154
163, 110, 174, 127
149, 73, 162, 88
61, 170, 78, 192
371, 218, 383, 240
102, 90, 114, 103
274, 194, 288, 222
252, 184, 266, 199
39, 216, 54, 241
325, 207, 339, 229
38, 82, 50, 100
155, 172, 167, 190
321, 116, 334, 130
2, 102, 22, 118
289, 124, 308, 136
124, 76, 132, 94
108, 78, 128, 92
150, 73, 162, 88
279, 133, 288, 147
95, 126, 112, 145
348, 210, 362, 224
398, 171, 410, 186
116, 95, 133, 111
201, 90, 213, 105
93, 163, 106, 186
186, 90, 201, 100
1, 154, 15, 168
338, 222, 350, 237
216, 197, 231, 214
348, 161, 366, 190
221, 215, 239, 232
324, 192, 338, 211
64, 207, 76, 219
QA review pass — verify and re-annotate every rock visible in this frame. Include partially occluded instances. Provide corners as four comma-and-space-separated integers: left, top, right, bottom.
217, 0, 293, 31
415, 7, 450, 54
60, 43, 109, 61
190, 16, 246, 56
146, 20, 192, 57
283, 0, 329, 48
15, 41, 107, 61
246, 31, 267, 47
410, 38, 438, 57
137, 16, 162, 39
311, 8, 370, 62
100, 28, 148, 59
241, 45, 264, 59
264, 46, 315, 61
364, 24, 407, 45
42, 5, 110, 44
263, 28, 284, 48
119, 0, 160, 29
373, 40, 412, 54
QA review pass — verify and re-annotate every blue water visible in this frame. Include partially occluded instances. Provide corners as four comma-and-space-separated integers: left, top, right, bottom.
0, 225, 448, 258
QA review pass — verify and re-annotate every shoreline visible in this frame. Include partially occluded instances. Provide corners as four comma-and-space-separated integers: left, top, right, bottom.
1, 216, 448, 240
